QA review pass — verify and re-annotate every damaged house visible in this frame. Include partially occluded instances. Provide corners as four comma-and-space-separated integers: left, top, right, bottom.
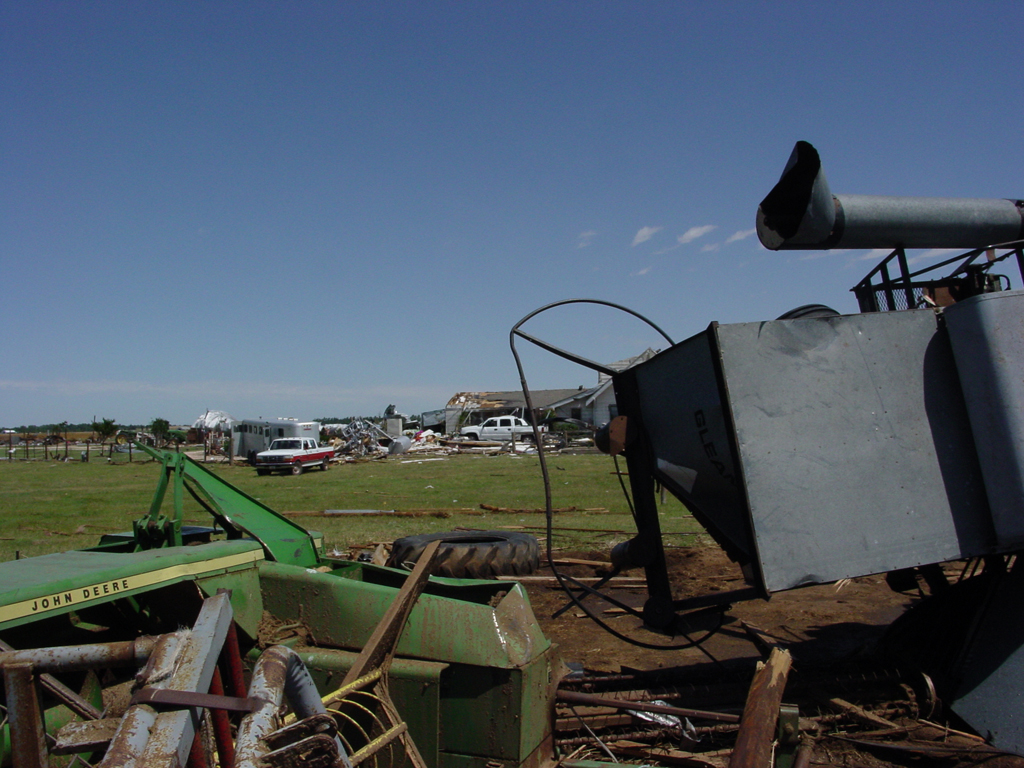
543, 348, 659, 426
435, 349, 659, 433
434, 389, 583, 434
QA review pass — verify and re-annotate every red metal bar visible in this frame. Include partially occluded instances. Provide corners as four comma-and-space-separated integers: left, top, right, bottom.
209, 668, 237, 768
187, 731, 208, 768
219, 620, 247, 698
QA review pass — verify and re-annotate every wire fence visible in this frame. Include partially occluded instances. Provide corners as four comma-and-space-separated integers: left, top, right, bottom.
2, 441, 143, 463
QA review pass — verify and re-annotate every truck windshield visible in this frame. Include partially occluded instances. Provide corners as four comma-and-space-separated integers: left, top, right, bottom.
272, 440, 301, 450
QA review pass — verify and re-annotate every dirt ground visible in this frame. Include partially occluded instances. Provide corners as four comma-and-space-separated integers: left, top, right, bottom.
522, 546, 1024, 768
527, 546, 913, 674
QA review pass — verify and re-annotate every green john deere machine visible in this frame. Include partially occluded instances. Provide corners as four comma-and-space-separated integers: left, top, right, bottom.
0, 444, 558, 768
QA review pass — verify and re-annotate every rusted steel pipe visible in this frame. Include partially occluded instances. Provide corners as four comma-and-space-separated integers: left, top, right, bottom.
4, 662, 49, 768
235, 645, 349, 768
186, 731, 208, 768
556, 689, 740, 724
0, 638, 103, 721
0, 637, 157, 673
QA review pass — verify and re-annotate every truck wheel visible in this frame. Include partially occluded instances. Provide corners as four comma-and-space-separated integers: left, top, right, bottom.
463, 433, 479, 442
321, 458, 330, 471
386, 530, 540, 579
291, 463, 304, 476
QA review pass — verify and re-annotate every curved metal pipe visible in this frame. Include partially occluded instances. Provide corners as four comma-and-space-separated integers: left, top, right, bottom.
234, 645, 349, 768
757, 141, 1024, 250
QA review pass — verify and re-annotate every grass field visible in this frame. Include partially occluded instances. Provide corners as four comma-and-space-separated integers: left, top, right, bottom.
0, 451, 705, 562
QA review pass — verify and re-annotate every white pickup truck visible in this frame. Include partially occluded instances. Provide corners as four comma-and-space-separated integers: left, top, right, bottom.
255, 438, 334, 475
459, 416, 546, 442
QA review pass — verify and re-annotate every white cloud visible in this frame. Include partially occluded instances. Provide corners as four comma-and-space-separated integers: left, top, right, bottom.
631, 266, 652, 276
853, 248, 895, 262
577, 230, 598, 248
726, 228, 756, 243
677, 225, 716, 244
908, 248, 962, 265
701, 243, 720, 252
632, 226, 662, 246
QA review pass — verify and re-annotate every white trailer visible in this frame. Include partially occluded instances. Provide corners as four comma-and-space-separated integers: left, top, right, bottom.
231, 419, 321, 463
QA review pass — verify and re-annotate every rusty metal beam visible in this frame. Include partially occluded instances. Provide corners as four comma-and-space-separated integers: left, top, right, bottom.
556, 689, 740, 724
136, 592, 234, 768
341, 539, 442, 685
101, 593, 234, 768
730, 647, 793, 768
4, 662, 48, 768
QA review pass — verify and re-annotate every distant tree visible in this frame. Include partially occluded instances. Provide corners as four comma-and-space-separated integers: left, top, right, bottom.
150, 418, 171, 445
92, 418, 119, 444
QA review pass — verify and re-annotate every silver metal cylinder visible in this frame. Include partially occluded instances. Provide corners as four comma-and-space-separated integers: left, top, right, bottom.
757, 141, 1024, 250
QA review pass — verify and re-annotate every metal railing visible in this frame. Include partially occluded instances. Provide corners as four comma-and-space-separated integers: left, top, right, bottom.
851, 240, 1024, 313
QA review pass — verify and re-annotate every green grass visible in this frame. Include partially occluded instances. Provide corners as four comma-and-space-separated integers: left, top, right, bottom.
0, 452, 704, 562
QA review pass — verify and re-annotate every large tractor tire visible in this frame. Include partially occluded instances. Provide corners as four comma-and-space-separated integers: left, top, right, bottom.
386, 530, 540, 579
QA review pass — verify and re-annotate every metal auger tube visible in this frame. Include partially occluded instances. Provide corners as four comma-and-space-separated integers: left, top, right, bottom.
757, 140, 1024, 251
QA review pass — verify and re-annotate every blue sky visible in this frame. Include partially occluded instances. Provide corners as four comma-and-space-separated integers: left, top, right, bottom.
3, 2, 1022, 428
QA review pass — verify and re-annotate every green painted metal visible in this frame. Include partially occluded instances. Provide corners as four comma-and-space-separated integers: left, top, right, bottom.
131, 443, 321, 566
257, 559, 554, 768
195, 566, 265, 640
0, 447, 558, 768
0, 540, 264, 631
278, 647, 448, 768
257, 561, 551, 669
436, 648, 556, 765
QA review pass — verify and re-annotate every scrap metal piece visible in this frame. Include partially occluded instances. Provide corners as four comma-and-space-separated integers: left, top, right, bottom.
4, 661, 48, 768
556, 689, 739, 725
101, 592, 233, 768
235, 646, 348, 768
52, 718, 122, 755
260, 732, 344, 768
730, 648, 793, 768
131, 687, 256, 713
0, 636, 143, 721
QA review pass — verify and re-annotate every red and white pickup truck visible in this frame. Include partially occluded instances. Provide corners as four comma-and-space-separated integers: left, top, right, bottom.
255, 438, 334, 475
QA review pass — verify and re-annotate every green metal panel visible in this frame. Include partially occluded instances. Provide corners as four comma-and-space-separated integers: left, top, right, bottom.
257, 561, 550, 669
129, 445, 321, 566
0, 540, 264, 631
286, 647, 448, 767
439, 649, 555, 763
196, 567, 265, 640
256, 561, 554, 768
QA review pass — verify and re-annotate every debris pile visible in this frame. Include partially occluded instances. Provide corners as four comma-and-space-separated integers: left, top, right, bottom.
553, 660, 1011, 768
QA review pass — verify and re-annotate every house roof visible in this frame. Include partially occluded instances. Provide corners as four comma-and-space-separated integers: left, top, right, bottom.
447, 350, 661, 414
597, 348, 659, 383
446, 389, 586, 411
544, 348, 662, 410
